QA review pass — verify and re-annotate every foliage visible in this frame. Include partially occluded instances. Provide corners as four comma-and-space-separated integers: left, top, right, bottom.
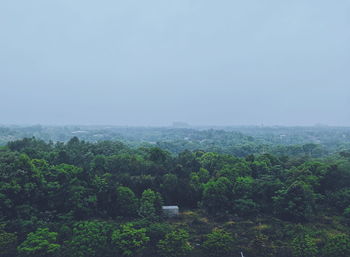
138, 189, 163, 220
291, 233, 318, 257
17, 228, 60, 257
202, 177, 233, 216
157, 229, 192, 257
202, 229, 235, 257
323, 233, 350, 257
67, 221, 112, 257
112, 223, 149, 257
0, 129, 350, 257
115, 186, 138, 217
273, 181, 315, 222
0, 225, 17, 257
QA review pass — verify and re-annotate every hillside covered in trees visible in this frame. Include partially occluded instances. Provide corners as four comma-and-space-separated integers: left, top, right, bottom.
1, 127, 350, 257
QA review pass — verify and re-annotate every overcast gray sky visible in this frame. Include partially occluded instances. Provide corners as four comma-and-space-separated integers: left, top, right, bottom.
1, 0, 349, 126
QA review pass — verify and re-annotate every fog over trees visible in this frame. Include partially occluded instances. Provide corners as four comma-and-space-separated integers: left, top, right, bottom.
1, 1, 350, 256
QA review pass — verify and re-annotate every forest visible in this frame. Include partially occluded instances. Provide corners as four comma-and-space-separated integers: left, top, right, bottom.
1, 126, 350, 257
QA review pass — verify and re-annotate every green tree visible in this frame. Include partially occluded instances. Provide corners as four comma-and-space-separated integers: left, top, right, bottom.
146, 223, 173, 247
202, 177, 233, 216
68, 221, 112, 257
323, 233, 350, 257
273, 181, 315, 222
302, 143, 318, 156
232, 176, 255, 199
329, 188, 350, 212
138, 189, 163, 220
202, 229, 235, 257
233, 198, 259, 217
248, 233, 276, 257
0, 225, 17, 257
157, 229, 192, 257
115, 186, 138, 217
291, 234, 318, 257
17, 228, 60, 257
112, 223, 149, 257
148, 147, 170, 164
198, 152, 224, 173
343, 206, 350, 224
160, 173, 180, 204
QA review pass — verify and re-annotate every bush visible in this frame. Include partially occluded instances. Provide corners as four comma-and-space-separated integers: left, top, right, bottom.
157, 229, 192, 257
323, 233, 350, 257
17, 228, 60, 257
112, 223, 149, 257
202, 229, 235, 257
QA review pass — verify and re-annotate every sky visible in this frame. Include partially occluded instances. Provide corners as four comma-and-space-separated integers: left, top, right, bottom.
0, 0, 349, 126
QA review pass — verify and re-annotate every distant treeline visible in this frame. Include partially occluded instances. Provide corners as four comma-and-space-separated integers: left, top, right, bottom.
1, 125, 350, 157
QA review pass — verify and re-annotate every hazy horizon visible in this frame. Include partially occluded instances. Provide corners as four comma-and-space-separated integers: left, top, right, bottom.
1, 0, 349, 126
1, 121, 349, 127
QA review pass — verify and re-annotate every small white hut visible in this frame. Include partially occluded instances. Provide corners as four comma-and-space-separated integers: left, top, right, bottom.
162, 206, 179, 217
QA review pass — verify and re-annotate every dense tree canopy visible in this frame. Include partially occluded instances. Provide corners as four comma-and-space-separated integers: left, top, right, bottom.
0, 130, 350, 257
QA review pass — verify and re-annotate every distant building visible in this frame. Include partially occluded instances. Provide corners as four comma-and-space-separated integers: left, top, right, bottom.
172, 122, 190, 128
162, 206, 179, 217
